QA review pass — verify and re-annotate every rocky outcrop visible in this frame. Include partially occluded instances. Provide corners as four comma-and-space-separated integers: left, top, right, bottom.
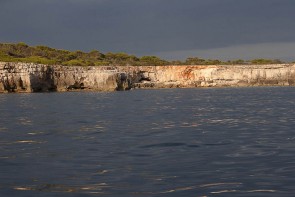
0, 63, 55, 92
0, 62, 132, 93
1, 62, 295, 93
119, 64, 295, 88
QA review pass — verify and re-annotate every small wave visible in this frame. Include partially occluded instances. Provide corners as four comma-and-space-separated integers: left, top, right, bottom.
204, 142, 232, 146
94, 170, 109, 175
158, 182, 242, 194
200, 139, 233, 147
17, 117, 33, 126
245, 189, 277, 193
15, 140, 44, 144
130, 153, 152, 157
200, 182, 243, 188
275, 166, 295, 173
226, 146, 278, 157
140, 142, 186, 148
180, 122, 199, 128
187, 144, 200, 148
0, 140, 44, 145
13, 183, 109, 194
211, 189, 237, 194
27, 131, 44, 135
0, 127, 7, 132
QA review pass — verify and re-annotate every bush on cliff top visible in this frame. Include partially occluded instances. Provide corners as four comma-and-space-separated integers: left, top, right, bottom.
0, 42, 287, 66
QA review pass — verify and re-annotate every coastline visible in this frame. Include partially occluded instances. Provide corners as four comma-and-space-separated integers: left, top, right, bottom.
1, 62, 295, 93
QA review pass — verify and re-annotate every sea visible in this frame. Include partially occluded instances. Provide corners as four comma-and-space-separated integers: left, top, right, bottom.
0, 87, 294, 197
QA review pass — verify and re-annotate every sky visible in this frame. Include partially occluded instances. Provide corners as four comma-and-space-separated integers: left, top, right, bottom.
0, 0, 295, 61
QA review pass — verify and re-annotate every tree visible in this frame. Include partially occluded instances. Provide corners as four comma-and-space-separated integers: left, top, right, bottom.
139, 56, 168, 65
185, 57, 206, 65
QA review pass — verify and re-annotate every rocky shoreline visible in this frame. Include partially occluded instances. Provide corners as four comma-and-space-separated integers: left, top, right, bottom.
1, 62, 295, 93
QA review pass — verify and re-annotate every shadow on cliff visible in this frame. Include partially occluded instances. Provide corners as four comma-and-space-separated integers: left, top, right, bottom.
116, 73, 133, 91
29, 66, 57, 92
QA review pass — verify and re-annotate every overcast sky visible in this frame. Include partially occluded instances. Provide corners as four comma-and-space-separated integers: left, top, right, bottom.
0, 0, 294, 60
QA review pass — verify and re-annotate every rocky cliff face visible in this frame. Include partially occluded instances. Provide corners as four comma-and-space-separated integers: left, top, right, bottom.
121, 64, 295, 88
0, 62, 129, 93
1, 62, 295, 93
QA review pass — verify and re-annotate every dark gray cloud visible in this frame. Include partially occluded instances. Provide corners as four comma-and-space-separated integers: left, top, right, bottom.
0, 0, 295, 60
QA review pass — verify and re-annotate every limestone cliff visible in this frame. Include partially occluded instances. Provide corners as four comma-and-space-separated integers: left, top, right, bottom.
1, 62, 295, 93
0, 62, 128, 93
120, 64, 295, 88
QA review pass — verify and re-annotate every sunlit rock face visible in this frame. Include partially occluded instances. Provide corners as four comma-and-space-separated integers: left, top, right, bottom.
119, 64, 295, 88
1, 62, 295, 93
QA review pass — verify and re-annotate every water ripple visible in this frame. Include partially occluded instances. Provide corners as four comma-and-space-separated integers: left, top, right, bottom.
140, 142, 186, 148
13, 183, 109, 194
1, 87, 295, 196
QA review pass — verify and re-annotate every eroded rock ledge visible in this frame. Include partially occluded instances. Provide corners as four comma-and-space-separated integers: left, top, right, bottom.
1, 62, 295, 93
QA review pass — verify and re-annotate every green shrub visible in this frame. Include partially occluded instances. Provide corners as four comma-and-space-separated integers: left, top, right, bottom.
0, 42, 290, 66
139, 56, 168, 66
18, 56, 58, 65
63, 59, 85, 66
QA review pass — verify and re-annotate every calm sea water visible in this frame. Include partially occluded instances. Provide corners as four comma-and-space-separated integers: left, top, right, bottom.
0, 87, 295, 197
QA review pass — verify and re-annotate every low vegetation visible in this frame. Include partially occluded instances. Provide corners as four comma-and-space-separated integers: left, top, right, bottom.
0, 42, 287, 66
